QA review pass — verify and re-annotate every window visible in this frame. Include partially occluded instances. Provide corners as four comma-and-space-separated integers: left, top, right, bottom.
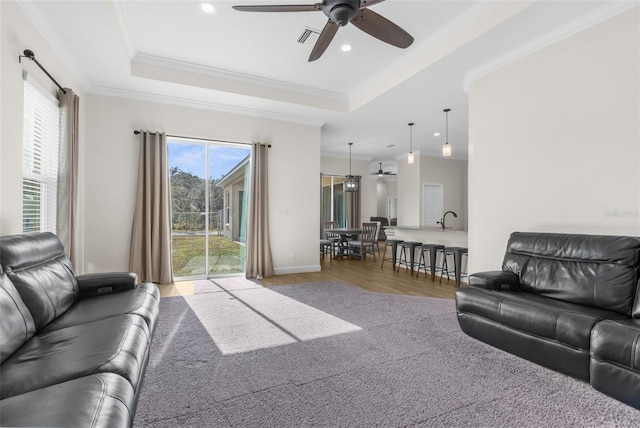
22, 74, 60, 233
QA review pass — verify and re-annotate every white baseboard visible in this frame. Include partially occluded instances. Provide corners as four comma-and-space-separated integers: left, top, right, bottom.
273, 265, 321, 275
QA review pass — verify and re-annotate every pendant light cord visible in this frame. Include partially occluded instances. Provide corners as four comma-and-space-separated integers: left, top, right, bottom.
444, 108, 451, 144
408, 123, 414, 152
348, 142, 353, 175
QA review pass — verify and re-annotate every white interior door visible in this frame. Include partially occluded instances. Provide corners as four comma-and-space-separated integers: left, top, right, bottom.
388, 197, 397, 221
422, 184, 443, 226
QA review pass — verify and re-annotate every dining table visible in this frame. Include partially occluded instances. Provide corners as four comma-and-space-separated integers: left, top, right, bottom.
324, 227, 362, 259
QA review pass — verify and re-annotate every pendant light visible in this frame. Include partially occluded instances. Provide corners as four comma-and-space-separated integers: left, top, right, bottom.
442, 108, 452, 157
345, 142, 358, 192
407, 122, 415, 164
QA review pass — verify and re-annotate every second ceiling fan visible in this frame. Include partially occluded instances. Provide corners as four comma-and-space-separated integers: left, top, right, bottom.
371, 162, 396, 176
232, 0, 414, 61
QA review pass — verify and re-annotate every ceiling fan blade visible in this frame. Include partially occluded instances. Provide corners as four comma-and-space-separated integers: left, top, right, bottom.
351, 7, 413, 48
232, 4, 319, 12
309, 20, 339, 62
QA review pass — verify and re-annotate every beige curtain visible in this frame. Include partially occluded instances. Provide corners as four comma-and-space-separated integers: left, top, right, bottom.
246, 143, 274, 278
346, 176, 361, 228
57, 88, 80, 270
130, 131, 173, 284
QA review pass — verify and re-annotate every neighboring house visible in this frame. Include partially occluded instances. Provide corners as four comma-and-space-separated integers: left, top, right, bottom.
217, 155, 250, 243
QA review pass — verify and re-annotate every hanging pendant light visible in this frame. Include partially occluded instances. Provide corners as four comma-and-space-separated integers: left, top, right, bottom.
442, 108, 452, 157
345, 142, 358, 192
407, 123, 415, 164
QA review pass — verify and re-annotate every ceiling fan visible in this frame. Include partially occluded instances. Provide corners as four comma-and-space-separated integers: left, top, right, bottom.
371, 162, 396, 177
232, 0, 414, 62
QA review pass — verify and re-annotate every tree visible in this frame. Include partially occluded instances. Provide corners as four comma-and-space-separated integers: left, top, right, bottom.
170, 167, 224, 231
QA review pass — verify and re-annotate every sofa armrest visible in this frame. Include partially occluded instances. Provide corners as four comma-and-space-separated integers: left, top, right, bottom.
469, 271, 521, 291
76, 272, 138, 298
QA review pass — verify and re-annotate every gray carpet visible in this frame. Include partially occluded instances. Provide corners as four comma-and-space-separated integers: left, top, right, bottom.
135, 280, 640, 427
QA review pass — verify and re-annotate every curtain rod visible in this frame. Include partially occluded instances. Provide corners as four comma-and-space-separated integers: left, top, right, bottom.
133, 130, 271, 148
19, 49, 67, 95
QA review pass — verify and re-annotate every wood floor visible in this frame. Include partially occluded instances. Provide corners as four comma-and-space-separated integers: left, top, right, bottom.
159, 247, 461, 299
260, 251, 459, 299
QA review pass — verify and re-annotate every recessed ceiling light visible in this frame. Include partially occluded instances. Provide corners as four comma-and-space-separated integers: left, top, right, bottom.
200, 3, 216, 14
341, 44, 352, 52
433, 132, 441, 137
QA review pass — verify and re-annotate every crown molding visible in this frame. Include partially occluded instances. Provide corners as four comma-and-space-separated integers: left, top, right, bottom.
133, 53, 348, 103
88, 85, 326, 127
462, 1, 640, 93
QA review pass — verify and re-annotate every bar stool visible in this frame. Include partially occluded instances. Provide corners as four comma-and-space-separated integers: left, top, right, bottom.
416, 244, 445, 281
381, 239, 404, 271
440, 247, 469, 288
398, 241, 422, 276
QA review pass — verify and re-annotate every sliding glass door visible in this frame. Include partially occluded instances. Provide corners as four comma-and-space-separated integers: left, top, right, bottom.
321, 174, 347, 230
168, 138, 251, 278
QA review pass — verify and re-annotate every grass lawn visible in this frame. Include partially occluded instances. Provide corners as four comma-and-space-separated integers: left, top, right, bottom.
172, 234, 245, 277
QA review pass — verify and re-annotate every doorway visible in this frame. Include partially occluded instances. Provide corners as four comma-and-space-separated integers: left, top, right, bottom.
321, 175, 346, 230
168, 138, 251, 278
321, 173, 362, 235
388, 197, 397, 224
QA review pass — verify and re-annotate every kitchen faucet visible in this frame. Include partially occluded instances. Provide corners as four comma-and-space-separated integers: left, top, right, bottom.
439, 211, 458, 229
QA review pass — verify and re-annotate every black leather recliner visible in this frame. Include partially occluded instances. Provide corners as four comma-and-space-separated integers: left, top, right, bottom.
0, 232, 160, 427
456, 232, 640, 409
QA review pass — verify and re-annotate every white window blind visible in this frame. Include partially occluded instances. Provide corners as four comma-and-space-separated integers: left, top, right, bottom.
22, 73, 60, 233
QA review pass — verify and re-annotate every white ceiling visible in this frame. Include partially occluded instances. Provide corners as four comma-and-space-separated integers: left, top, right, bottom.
18, 0, 638, 172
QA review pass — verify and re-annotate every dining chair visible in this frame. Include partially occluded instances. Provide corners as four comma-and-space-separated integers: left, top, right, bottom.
320, 239, 333, 261
372, 221, 381, 258
324, 221, 341, 258
348, 222, 378, 261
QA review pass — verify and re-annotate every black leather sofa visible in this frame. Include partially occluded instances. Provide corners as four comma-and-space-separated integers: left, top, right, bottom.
456, 232, 640, 409
0, 232, 160, 427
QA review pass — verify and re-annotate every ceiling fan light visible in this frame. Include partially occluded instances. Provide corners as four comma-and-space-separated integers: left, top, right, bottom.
442, 143, 451, 157
329, 4, 356, 27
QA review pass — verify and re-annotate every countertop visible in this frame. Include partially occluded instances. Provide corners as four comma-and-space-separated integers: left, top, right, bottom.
385, 226, 467, 234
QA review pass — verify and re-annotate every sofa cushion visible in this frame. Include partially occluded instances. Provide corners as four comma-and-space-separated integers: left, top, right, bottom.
0, 273, 36, 364
502, 232, 640, 315
590, 319, 640, 409
591, 319, 640, 372
0, 373, 134, 428
0, 232, 78, 330
456, 286, 625, 351
41, 282, 160, 334
0, 314, 149, 399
